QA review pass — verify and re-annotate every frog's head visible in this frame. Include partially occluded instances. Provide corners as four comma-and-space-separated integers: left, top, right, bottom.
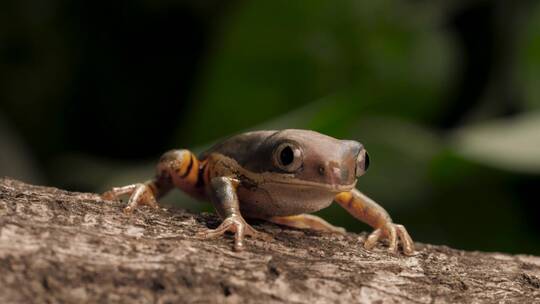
244, 129, 369, 193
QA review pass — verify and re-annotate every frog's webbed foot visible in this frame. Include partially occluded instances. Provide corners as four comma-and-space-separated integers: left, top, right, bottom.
204, 176, 272, 251
197, 215, 271, 251
102, 182, 159, 214
364, 223, 414, 256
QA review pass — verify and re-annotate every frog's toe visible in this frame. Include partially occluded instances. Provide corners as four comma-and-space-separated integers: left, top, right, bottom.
123, 206, 134, 214
196, 221, 232, 239
364, 223, 415, 256
246, 226, 273, 241
102, 182, 159, 214
197, 216, 247, 249
197, 216, 272, 250
364, 228, 382, 250
101, 191, 116, 200
395, 224, 415, 256
386, 223, 416, 255
386, 224, 398, 254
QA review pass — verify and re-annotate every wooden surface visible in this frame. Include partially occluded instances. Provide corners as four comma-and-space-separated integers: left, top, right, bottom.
0, 178, 539, 303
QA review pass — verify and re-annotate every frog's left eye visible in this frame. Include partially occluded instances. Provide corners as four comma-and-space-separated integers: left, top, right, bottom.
273, 143, 303, 172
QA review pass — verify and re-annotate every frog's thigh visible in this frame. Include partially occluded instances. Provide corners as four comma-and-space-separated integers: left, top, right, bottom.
267, 214, 346, 234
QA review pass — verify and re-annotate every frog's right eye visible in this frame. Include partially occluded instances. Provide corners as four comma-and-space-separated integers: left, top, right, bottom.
273, 142, 303, 172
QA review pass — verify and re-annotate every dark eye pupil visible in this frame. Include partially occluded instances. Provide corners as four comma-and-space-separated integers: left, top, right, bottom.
280, 146, 294, 166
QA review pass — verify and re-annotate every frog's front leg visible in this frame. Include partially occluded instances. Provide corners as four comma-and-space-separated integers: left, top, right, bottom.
197, 176, 270, 251
335, 189, 414, 255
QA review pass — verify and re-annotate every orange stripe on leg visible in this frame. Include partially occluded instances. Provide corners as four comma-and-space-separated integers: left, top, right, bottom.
176, 151, 193, 177
184, 154, 200, 185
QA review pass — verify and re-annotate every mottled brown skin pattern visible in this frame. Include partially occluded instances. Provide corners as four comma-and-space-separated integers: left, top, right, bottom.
102, 129, 414, 254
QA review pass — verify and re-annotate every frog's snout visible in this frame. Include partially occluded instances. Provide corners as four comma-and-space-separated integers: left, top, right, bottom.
355, 149, 369, 177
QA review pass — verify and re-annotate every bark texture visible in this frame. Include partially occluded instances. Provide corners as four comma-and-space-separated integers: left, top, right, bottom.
0, 178, 539, 303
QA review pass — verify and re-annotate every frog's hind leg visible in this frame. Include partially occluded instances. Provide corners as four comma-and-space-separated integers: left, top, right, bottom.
102, 149, 201, 213
267, 214, 346, 234
102, 181, 162, 213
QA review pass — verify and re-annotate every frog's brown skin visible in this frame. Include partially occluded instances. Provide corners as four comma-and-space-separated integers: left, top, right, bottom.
102, 129, 415, 255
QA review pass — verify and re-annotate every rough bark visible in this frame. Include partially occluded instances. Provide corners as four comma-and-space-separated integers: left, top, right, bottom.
0, 178, 539, 304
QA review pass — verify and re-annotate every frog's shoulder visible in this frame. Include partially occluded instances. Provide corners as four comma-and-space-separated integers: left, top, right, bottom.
200, 130, 277, 162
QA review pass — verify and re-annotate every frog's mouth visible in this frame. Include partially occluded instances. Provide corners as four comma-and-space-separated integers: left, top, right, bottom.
261, 175, 358, 193
236, 165, 357, 193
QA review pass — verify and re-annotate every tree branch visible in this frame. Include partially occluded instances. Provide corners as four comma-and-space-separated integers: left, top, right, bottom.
0, 178, 539, 303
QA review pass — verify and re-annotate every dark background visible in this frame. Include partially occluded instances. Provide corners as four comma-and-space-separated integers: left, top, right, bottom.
1, 0, 539, 254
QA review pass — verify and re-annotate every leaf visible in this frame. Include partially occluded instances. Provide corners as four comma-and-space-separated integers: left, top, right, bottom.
451, 113, 540, 173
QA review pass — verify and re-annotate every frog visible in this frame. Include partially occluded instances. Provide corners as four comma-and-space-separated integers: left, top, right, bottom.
102, 129, 414, 255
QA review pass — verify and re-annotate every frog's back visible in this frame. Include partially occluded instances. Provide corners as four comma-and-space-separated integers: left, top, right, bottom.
200, 130, 277, 163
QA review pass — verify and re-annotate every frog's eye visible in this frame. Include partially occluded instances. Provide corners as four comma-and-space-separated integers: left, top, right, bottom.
273, 143, 303, 172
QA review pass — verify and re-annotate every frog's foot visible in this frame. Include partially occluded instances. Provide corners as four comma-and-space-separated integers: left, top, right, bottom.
102, 184, 138, 201
364, 223, 414, 256
268, 214, 346, 234
197, 215, 271, 251
102, 182, 159, 214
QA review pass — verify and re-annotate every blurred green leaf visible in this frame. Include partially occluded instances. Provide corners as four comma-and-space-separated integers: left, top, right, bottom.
451, 112, 540, 173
